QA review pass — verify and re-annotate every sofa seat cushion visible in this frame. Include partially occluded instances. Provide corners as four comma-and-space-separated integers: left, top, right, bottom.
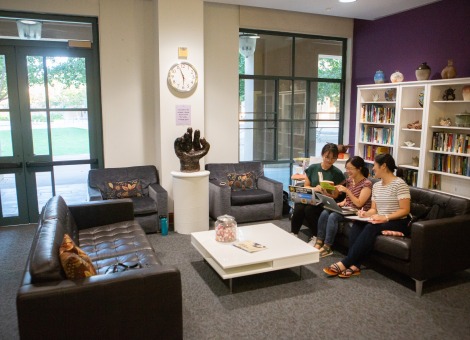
231, 189, 273, 206
339, 221, 410, 261
92, 249, 159, 274
79, 220, 158, 261
130, 196, 157, 215
373, 235, 411, 261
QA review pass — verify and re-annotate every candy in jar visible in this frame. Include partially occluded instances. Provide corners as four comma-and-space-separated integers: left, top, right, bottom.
215, 215, 237, 242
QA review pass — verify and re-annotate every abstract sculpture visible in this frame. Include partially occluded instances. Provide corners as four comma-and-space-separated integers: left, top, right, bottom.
174, 127, 210, 172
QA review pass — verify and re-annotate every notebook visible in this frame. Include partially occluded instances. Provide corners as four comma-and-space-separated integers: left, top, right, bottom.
315, 193, 358, 215
288, 185, 320, 205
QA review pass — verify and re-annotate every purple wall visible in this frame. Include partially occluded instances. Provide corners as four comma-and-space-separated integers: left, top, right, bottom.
349, 0, 470, 150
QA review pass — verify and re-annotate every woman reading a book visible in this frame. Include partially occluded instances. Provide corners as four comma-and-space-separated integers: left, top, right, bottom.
314, 156, 372, 257
290, 143, 346, 241
323, 153, 411, 278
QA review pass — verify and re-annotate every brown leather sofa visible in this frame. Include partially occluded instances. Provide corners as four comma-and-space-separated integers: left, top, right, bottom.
17, 196, 182, 339
304, 186, 470, 296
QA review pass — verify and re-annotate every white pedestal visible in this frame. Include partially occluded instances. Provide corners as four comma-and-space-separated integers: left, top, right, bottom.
171, 170, 210, 235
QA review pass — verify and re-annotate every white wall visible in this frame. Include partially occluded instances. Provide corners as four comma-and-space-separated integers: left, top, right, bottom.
204, 3, 240, 164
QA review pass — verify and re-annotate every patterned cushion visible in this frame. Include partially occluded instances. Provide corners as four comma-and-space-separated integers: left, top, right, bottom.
104, 179, 143, 199
59, 234, 97, 280
227, 172, 257, 191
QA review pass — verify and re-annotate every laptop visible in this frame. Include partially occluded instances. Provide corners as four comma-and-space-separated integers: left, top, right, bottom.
315, 193, 358, 215
288, 185, 320, 205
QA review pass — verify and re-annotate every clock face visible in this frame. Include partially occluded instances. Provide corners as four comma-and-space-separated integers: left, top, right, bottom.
167, 62, 198, 92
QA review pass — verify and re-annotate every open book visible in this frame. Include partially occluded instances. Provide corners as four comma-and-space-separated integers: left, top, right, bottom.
320, 180, 335, 194
233, 240, 267, 253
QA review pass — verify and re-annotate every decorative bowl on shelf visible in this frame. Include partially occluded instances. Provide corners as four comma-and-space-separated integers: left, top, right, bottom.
404, 141, 416, 147
384, 88, 396, 101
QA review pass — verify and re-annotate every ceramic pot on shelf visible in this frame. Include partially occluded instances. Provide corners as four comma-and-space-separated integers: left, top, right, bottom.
374, 70, 385, 84
441, 59, 457, 79
390, 71, 404, 83
416, 62, 431, 81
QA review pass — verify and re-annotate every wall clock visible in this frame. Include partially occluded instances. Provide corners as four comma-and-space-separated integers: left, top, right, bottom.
167, 62, 198, 93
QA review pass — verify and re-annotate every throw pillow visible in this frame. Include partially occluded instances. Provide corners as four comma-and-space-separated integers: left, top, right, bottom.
105, 179, 143, 199
59, 234, 97, 280
227, 172, 257, 191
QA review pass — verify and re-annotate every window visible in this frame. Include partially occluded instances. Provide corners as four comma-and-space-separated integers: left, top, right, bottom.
239, 30, 346, 190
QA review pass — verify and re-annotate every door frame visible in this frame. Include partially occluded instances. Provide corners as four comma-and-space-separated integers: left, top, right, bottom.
0, 11, 103, 225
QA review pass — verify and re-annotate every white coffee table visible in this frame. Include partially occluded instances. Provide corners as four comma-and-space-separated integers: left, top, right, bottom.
191, 223, 319, 291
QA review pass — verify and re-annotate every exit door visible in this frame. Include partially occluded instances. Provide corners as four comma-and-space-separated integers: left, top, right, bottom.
0, 45, 102, 226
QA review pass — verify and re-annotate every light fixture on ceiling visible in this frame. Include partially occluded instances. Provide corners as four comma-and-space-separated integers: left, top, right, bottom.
239, 33, 259, 58
17, 19, 42, 40
339, 0, 357, 3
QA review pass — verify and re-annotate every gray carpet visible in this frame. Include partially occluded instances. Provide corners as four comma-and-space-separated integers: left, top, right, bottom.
1, 220, 470, 339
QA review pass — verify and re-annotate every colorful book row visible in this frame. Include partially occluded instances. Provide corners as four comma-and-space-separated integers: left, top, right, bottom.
363, 145, 391, 161
431, 132, 470, 154
361, 126, 394, 145
361, 104, 395, 124
432, 154, 470, 176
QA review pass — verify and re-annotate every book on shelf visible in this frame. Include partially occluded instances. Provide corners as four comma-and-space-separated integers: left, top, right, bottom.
361, 104, 395, 124
432, 132, 470, 154
363, 145, 391, 161
233, 240, 267, 253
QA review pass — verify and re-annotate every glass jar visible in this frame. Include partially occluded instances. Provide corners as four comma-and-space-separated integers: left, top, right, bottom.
215, 215, 237, 242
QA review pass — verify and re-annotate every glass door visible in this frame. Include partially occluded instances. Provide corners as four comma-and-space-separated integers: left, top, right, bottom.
0, 45, 101, 226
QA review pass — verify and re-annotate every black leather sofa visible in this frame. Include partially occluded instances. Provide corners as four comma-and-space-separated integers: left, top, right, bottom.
17, 196, 182, 339
304, 186, 470, 295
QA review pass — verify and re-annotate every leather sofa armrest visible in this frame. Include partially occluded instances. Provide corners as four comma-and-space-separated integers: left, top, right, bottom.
257, 176, 283, 219
410, 214, 470, 280
208, 180, 231, 219
88, 186, 103, 201
68, 199, 135, 230
148, 183, 168, 217
17, 265, 182, 340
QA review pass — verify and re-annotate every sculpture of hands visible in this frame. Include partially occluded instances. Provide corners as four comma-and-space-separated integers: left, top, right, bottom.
174, 127, 210, 172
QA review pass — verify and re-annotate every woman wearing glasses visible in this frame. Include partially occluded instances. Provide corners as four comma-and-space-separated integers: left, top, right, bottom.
314, 156, 372, 257
323, 153, 411, 278
290, 143, 346, 241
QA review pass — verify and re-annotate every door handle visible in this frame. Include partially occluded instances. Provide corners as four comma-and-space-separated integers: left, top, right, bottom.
25, 159, 98, 167
0, 162, 23, 169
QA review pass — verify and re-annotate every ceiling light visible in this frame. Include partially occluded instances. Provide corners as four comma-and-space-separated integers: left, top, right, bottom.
239, 33, 260, 58
17, 19, 42, 39
339, 0, 357, 3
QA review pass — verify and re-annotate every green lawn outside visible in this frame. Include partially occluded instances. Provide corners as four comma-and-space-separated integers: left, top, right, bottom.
0, 128, 89, 156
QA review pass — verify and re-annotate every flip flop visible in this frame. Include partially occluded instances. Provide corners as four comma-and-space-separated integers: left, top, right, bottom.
323, 263, 342, 276
338, 267, 361, 278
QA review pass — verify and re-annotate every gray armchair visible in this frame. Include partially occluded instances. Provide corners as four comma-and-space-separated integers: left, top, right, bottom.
205, 162, 283, 223
88, 165, 168, 233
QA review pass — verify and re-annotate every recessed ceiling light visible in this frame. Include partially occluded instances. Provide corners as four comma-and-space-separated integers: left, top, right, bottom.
339, 0, 357, 3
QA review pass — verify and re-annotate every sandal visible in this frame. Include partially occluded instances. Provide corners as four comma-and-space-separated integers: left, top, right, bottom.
319, 246, 333, 258
338, 267, 361, 279
323, 263, 342, 276
314, 239, 324, 249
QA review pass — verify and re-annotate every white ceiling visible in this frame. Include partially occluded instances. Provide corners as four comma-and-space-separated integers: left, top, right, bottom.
204, 0, 441, 20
